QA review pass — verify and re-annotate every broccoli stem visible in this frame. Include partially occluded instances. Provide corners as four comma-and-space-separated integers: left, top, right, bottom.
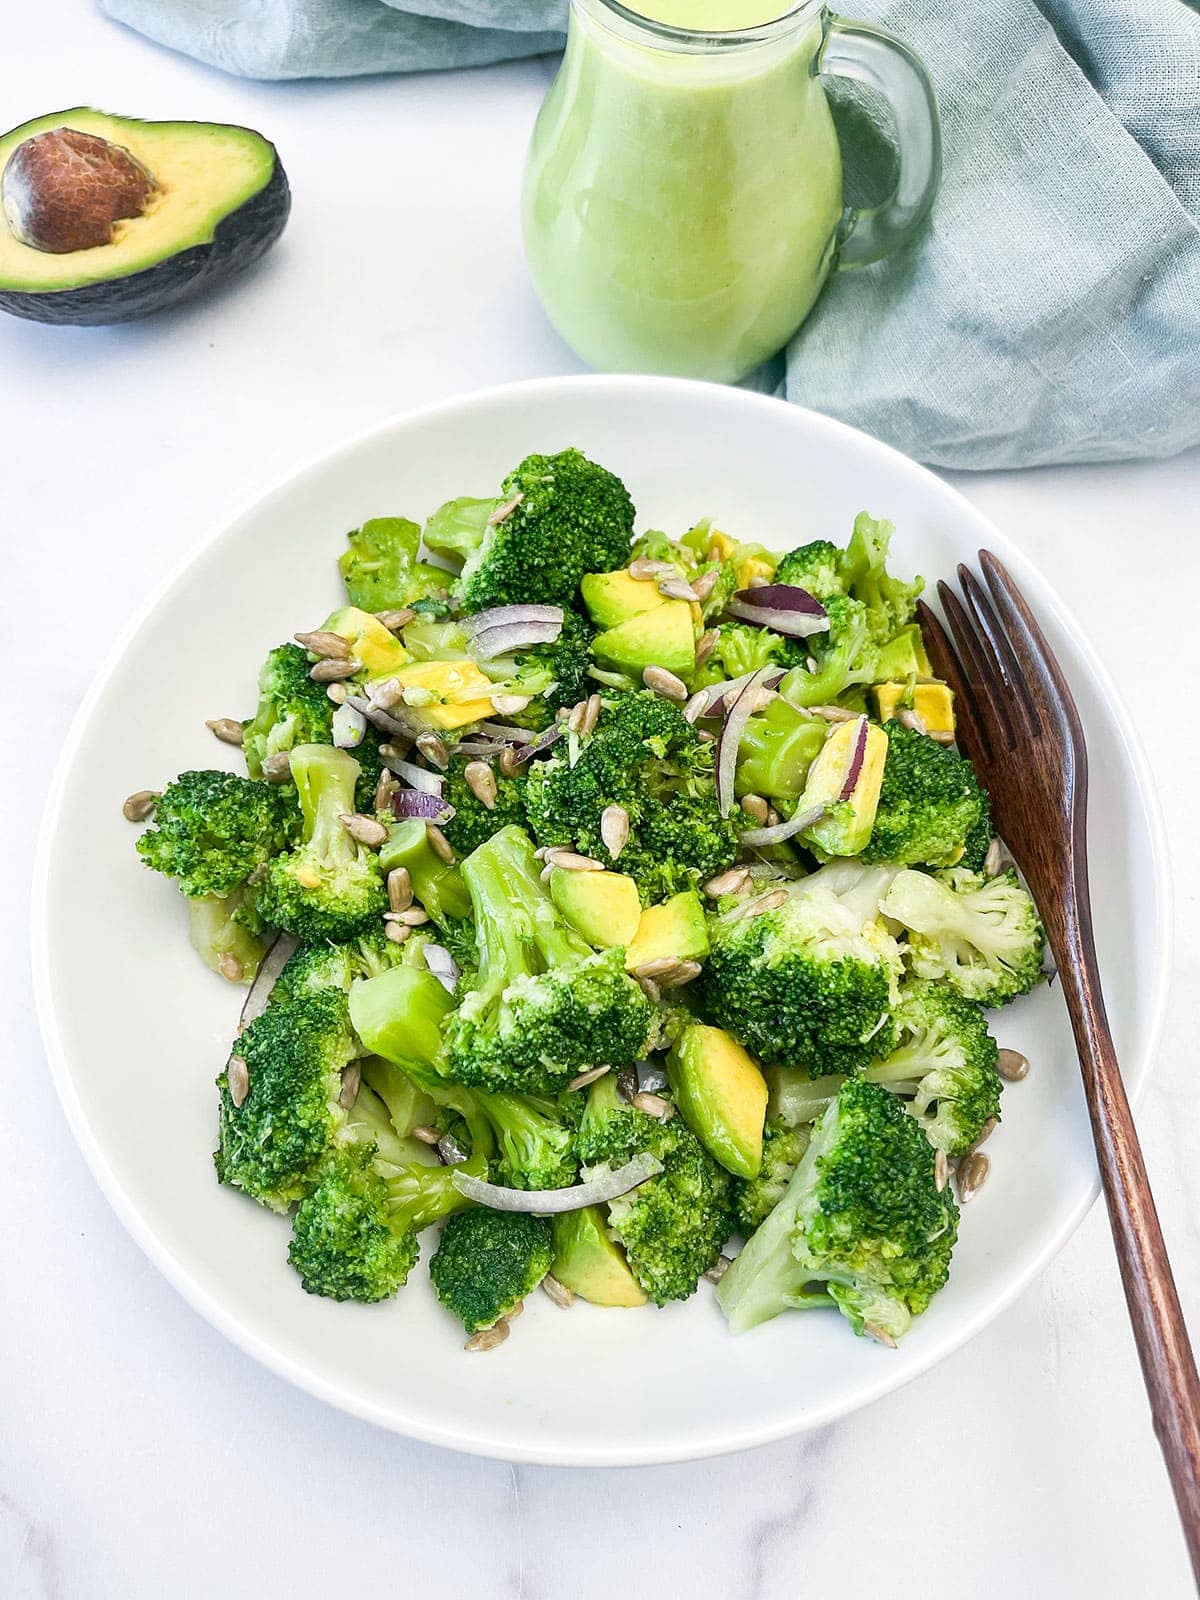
291, 745, 360, 867
459, 825, 588, 995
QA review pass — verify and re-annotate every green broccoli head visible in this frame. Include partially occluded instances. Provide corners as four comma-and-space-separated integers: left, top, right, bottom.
215, 990, 354, 1212
242, 643, 334, 779
429, 1208, 554, 1332
774, 539, 845, 602
272, 924, 411, 1006
473, 1089, 579, 1191
258, 745, 388, 944
841, 512, 924, 643
338, 516, 450, 613
699, 863, 902, 1076
576, 1075, 736, 1304
455, 449, 635, 613
865, 981, 1002, 1156
863, 721, 992, 869
779, 595, 879, 709
700, 622, 805, 685
717, 1076, 958, 1340
881, 867, 1046, 1007
135, 769, 297, 898
440, 756, 527, 858
442, 825, 654, 1095
524, 691, 739, 903
735, 1119, 810, 1234
288, 1143, 421, 1303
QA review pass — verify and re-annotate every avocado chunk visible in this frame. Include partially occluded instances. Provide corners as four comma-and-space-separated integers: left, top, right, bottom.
592, 600, 695, 681
667, 1024, 768, 1179
322, 606, 411, 679
549, 868, 642, 949
551, 1206, 647, 1307
0, 109, 288, 325
799, 716, 887, 858
581, 568, 669, 630
875, 624, 932, 681
873, 680, 955, 738
394, 659, 499, 730
625, 891, 710, 972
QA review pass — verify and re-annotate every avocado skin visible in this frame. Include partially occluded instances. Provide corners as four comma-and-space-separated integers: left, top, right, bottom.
0, 154, 289, 325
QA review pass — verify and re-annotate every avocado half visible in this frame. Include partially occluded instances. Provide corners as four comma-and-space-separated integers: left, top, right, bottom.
0, 108, 289, 325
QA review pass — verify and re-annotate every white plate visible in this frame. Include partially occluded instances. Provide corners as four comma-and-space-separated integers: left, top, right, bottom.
33, 376, 1170, 1466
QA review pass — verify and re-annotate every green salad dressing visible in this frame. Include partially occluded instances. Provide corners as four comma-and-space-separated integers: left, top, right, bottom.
626, 0, 792, 26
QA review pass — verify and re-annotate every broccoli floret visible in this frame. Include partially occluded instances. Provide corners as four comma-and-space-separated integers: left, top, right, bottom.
444, 825, 654, 1095
735, 699, 828, 802
440, 757, 527, 857
288, 1142, 421, 1302
779, 595, 880, 709
429, 1209, 554, 1332
243, 644, 335, 779
717, 1076, 958, 1341
701, 622, 805, 684
842, 512, 924, 642
186, 885, 270, 983
473, 1089, 578, 1190
215, 990, 354, 1212
135, 769, 297, 899
378, 817, 473, 930
258, 745, 387, 943
774, 539, 845, 602
735, 1120, 810, 1234
576, 1075, 735, 1304
525, 691, 739, 903
863, 721, 991, 869
699, 862, 902, 1076
338, 516, 450, 612
454, 450, 636, 612
882, 867, 1046, 1007
482, 609, 595, 730
865, 981, 1002, 1156
272, 924, 411, 1007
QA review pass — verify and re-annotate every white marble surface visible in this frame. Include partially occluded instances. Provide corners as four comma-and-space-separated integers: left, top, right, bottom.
3, 5, 1198, 1595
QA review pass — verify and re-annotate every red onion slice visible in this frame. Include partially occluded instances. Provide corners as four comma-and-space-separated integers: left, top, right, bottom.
237, 933, 299, 1030
715, 666, 775, 816
478, 721, 536, 743
389, 789, 455, 822
345, 694, 422, 741
390, 759, 444, 796
738, 804, 829, 848
464, 604, 563, 635
423, 943, 461, 993
512, 723, 565, 764
470, 621, 564, 661
839, 717, 870, 802
701, 667, 787, 716
331, 701, 366, 749
450, 1151, 664, 1214
726, 584, 829, 638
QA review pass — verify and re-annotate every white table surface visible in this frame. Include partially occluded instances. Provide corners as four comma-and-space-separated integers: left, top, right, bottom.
4, 5, 1198, 1596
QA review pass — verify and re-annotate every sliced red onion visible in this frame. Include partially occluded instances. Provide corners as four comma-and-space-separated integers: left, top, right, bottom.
716, 666, 775, 816
738, 804, 829, 848
389, 788, 455, 822
700, 667, 786, 716
423, 943, 461, 993
345, 694, 422, 741
839, 717, 870, 802
464, 604, 563, 635
471, 621, 564, 660
331, 701, 367, 749
478, 721, 535, 743
726, 584, 830, 638
451, 738, 508, 756
237, 933, 299, 1030
390, 759, 443, 796
512, 723, 565, 764
450, 1151, 664, 1214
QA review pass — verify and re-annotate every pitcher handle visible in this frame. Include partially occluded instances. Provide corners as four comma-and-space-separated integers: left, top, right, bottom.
818, 14, 941, 267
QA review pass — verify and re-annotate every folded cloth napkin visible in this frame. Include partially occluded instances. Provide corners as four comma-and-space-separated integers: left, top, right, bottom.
101, 0, 1200, 469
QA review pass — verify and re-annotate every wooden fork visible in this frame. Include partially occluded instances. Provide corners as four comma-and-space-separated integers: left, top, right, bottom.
917, 552, 1200, 1581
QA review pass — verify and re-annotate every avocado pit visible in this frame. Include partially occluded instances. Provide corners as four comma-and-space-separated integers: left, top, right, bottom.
2, 128, 159, 254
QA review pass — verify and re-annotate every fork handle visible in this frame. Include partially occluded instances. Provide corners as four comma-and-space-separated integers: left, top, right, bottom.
1054, 891, 1200, 1582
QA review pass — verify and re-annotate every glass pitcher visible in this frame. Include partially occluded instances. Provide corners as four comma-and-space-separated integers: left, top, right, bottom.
522, 0, 940, 383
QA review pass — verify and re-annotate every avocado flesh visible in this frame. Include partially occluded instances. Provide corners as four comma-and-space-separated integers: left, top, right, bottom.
668, 1024, 768, 1180
551, 1207, 647, 1307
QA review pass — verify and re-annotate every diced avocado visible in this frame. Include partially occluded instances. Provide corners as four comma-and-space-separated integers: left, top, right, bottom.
800, 717, 887, 858
322, 606, 410, 678
592, 600, 695, 681
875, 624, 932, 682
625, 891, 710, 972
392, 658, 499, 730
667, 1024, 768, 1179
581, 568, 668, 630
551, 1206, 647, 1307
873, 680, 955, 737
733, 549, 776, 590
549, 868, 642, 949
707, 529, 736, 561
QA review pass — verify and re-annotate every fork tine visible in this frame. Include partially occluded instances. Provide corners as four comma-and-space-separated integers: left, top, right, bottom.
938, 579, 1017, 752
916, 600, 993, 770
957, 564, 1042, 743
979, 551, 1086, 759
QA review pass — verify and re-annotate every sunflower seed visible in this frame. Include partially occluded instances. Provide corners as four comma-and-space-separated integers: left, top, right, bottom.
310, 657, 361, 683
262, 752, 292, 784
542, 1274, 576, 1308
369, 677, 405, 710
748, 575, 770, 589
491, 693, 532, 716
740, 793, 770, 825
658, 575, 700, 603
897, 707, 929, 736
546, 848, 604, 872
642, 665, 689, 702
658, 959, 702, 989
326, 681, 349, 705
227, 1056, 250, 1107
957, 1150, 990, 1202
704, 1254, 733, 1285
934, 1149, 949, 1192
616, 1066, 639, 1102
628, 557, 674, 579
694, 630, 718, 668
600, 804, 630, 859
206, 718, 244, 746
375, 608, 415, 632
636, 976, 661, 1005
631, 1091, 674, 1120
488, 492, 524, 526
463, 760, 498, 810
806, 656, 818, 674
680, 692, 708, 725
765, 807, 781, 828
864, 1322, 898, 1349
634, 956, 684, 980
378, 741, 412, 765
929, 729, 956, 745
747, 686, 778, 714
122, 789, 158, 822
692, 570, 719, 605
295, 628, 351, 660
465, 1323, 510, 1352
395, 906, 430, 927
374, 770, 397, 812
416, 732, 450, 769
338, 812, 388, 848
566, 1064, 611, 1092
972, 1117, 998, 1150
729, 888, 789, 920
403, 685, 438, 708
426, 822, 456, 863
339, 1061, 362, 1110
412, 1125, 442, 1145
217, 953, 244, 982
498, 746, 524, 779
704, 867, 752, 899
539, 862, 555, 885
581, 693, 601, 736
809, 704, 858, 723
984, 838, 1005, 877
567, 700, 589, 734
387, 867, 413, 913
996, 1048, 1030, 1082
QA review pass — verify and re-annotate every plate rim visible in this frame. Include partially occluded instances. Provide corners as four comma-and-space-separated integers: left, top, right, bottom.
31, 373, 1174, 1466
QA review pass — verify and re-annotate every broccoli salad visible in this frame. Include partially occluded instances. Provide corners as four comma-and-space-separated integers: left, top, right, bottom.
129, 447, 1046, 1351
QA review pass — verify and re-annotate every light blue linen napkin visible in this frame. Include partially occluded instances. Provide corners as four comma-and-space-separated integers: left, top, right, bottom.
100, 0, 1200, 470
